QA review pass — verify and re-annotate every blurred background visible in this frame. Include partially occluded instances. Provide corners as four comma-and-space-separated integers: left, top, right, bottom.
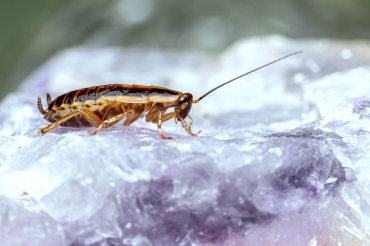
1, 0, 370, 100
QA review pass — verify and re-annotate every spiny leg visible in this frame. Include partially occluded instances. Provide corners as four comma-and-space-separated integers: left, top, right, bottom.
180, 115, 200, 137
80, 110, 103, 127
90, 110, 132, 136
102, 102, 119, 122
73, 115, 85, 127
157, 111, 176, 140
89, 102, 120, 134
123, 104, 145, 126
38, 109, 102, 135
146, 103, 175, 124
188, 115, 194, 127
162, 111, 176, 122
146, 103, 164, 123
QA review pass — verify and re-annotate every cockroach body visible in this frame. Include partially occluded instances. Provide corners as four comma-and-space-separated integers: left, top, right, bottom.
37, 51, 301, 140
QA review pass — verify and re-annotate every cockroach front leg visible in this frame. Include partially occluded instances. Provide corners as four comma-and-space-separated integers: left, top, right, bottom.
157, 111, 173, 140
180, 116, 200, 137
188, 115, 194, 127
162, 112, 176, 122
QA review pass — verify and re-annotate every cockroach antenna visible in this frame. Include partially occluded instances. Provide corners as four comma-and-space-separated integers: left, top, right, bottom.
37, 96, 45, 115
193, 51, 302, 103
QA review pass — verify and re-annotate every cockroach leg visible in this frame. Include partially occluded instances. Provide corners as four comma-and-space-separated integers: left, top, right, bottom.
82, 110, 103, 127
90, 110, 132, 136
180, 117, 200, 137
187, 115, 194, 127
157, 111, 173, 140
157, 127, 170, 140
146, 103, 163, 123
34, 128, 43, 136
89, 124, 104, 136
123, 104, 145, 126
39, 109, 102, 135
64, 121, 72, 127
74, 116, 85, 127
162, 112, 176, 122
102, 102, 119, 121
39, 111, 83, 135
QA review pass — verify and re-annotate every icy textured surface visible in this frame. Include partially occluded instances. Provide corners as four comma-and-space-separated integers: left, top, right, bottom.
1, 35, 370, 245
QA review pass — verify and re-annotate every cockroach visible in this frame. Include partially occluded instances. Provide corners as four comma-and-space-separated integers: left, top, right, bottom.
37, 51, 301, 140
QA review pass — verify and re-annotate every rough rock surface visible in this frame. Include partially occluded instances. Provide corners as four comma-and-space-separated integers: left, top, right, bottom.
1, 35, 370, 246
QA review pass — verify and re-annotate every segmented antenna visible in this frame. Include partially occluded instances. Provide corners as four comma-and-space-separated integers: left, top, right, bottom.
193, 51, 302, 103
38, 97, 45, 115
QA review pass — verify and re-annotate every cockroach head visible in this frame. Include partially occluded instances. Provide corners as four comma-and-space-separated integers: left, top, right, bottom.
175, 93, 193, 119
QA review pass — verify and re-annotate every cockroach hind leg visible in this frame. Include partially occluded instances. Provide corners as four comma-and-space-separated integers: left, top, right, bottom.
38, 110, 84, 136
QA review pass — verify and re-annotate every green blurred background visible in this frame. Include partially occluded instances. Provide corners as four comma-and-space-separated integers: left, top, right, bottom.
1, 0, 369, 100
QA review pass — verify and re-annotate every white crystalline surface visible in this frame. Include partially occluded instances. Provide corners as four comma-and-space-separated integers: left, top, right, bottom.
1, 36, 370, 246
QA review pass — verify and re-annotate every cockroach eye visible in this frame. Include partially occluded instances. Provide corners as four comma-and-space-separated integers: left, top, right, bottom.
178, 96, 187, 105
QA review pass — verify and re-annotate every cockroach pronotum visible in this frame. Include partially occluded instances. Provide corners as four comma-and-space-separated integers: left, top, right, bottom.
37, 51, 301, 140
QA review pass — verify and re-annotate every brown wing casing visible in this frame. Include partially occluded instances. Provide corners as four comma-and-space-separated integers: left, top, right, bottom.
95, 85, 108, 101
48, 84, 182, 109
44, 84, 182, 128
148, 86, 181, 102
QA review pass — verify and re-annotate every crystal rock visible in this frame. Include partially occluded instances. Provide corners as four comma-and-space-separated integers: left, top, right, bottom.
1, 35, 370, 245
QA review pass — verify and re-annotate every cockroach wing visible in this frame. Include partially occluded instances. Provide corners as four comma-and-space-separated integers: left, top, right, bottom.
148, 86, 181, 102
